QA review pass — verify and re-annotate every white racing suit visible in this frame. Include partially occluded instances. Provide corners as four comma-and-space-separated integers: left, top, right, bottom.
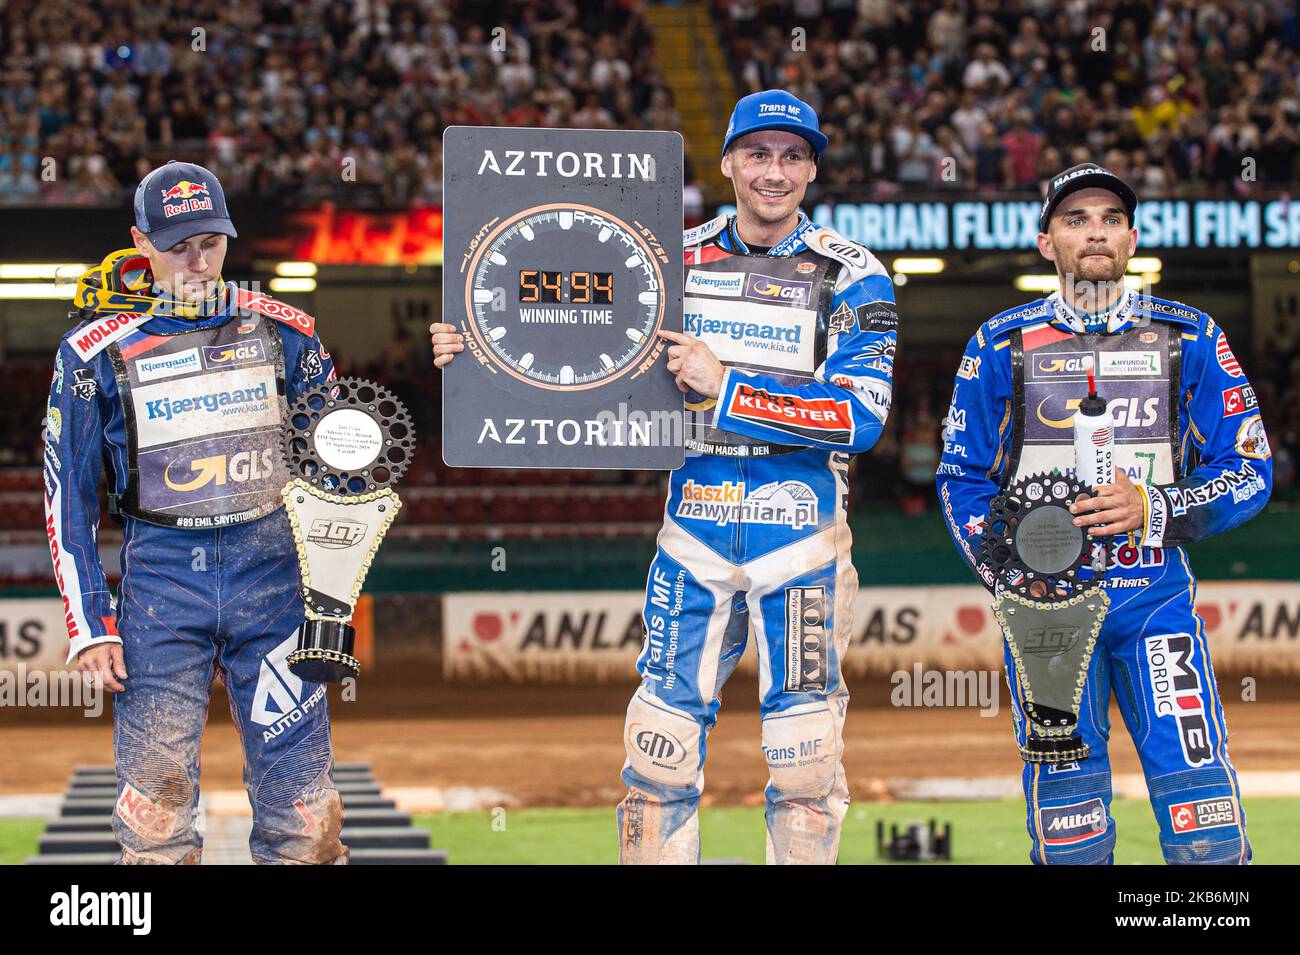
617, 214, 898, 864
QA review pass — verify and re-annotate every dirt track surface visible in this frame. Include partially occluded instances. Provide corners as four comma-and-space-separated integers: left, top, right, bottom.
2, 675, 1298, 806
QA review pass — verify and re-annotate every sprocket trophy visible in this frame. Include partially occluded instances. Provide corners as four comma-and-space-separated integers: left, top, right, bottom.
281, 377, 415, 682
978, 472, 1110, 763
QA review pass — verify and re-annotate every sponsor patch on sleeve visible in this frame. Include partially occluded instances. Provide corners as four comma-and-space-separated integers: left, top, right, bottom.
724, 383, 853, 443
1235, 415, 1270, 460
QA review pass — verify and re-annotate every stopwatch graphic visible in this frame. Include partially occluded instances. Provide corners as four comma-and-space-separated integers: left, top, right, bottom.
461, 202, 667, 391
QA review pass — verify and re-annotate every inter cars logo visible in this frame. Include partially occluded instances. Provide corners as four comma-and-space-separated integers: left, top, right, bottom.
1169, 797, 1239, 834
1145, 634, 1213, 767
1222, 384, 1257, 416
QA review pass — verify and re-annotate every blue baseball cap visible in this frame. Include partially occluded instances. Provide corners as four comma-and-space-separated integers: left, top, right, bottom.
133, 160, 237, 250
721, 90, 828, 158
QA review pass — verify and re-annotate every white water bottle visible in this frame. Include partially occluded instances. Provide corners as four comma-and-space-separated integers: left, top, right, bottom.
1073, 364, 1114, 489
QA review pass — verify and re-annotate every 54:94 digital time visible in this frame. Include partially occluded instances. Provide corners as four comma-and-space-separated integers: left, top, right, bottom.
518, 270, 614, 305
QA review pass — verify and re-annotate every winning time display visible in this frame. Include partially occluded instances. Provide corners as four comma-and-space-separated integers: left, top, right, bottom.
442, 127, 684, 468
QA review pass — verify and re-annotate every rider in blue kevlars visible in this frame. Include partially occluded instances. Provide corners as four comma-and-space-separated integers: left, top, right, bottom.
45, 161, 347, 864
936, 163, 1271, 864
432, 90, 898, 864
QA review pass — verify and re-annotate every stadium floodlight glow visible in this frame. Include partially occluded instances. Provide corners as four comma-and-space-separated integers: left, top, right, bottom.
0, 283, 77, 299
1013, 274, 1059, 292
275, 261, 318, 278
1127, 257, 1162, 273
269, 277, 317, 293
1126, 272, 1161, 289
891, 257, 945, 274
892, 272, 909, 287
0, 263, 90, 280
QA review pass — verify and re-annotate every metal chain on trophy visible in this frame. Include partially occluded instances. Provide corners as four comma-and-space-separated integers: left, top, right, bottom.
280, 377, 416, 683
979, 471, 1110, 764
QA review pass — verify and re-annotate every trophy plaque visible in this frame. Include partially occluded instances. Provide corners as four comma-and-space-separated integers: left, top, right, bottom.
281, 378, 415, 682
978, 472, 1110, 763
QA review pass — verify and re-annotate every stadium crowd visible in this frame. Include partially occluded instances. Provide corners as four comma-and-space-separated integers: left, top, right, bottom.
715, 0, 1300, 198
0, 0, 680, 206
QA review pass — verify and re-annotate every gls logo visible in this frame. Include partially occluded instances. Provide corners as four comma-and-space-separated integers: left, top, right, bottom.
163, 448, 276, 492
1033, 352, 1093, 377
1035, 396, 1159, 429
202, 337, 265, 368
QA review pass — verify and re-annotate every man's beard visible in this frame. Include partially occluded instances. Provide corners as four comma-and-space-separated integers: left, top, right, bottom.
1067, 248, 1125, 283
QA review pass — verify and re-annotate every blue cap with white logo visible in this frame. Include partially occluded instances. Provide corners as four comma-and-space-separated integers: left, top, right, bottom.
133, 160, 237, 250
722, 90, 828, 158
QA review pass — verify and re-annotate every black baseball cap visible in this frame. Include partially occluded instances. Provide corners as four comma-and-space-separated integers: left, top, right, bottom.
133, 160, 237, 250
1038, 163, 1138, 233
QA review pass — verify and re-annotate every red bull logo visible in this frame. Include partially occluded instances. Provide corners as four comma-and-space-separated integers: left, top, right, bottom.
160, 180, 210, 201
161, 180, 215, 218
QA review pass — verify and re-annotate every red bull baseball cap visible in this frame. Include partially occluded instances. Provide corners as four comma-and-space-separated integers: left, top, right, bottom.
134, 160, 237, 250
722, 90, 828, 159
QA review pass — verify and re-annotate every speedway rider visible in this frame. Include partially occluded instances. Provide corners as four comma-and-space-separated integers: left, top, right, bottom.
45, 161, 347, 864
936, 163, 1270, 864
432, 90, 898, 864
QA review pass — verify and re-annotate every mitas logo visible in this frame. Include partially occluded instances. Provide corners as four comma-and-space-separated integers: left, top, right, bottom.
1039, 798, 1107, 845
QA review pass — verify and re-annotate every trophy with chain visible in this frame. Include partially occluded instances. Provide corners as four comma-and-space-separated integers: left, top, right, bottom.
281, 378, 415, 682
977, 370, 1115, 763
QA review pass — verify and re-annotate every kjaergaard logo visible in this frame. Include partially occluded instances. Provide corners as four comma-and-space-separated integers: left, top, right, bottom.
145, 382, 270, 422
136, 348, 201, 383
684, 269, 744, 297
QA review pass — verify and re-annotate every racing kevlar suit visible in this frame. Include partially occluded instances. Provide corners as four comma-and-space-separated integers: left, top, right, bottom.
44, 269, 347, 864
617, 214, 898, 864
936, 289, 1271, 864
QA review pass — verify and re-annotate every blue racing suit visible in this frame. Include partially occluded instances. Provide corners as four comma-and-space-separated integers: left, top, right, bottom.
617, 214, 897, 864
43, 276, 347, 864
936, 289, 1271, 864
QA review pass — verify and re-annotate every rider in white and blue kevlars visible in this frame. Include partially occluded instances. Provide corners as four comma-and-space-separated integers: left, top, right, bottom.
615, 91, 898, 864
936, 163, 1271, 864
